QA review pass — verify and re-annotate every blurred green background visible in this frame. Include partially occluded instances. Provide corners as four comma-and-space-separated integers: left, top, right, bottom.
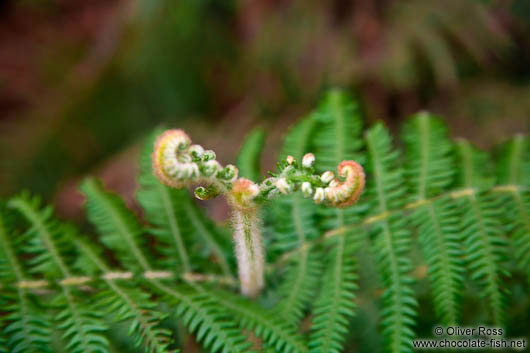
0, 0, 529, 218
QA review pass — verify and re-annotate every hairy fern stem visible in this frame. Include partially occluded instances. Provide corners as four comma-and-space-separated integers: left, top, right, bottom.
232, 207, 264, 297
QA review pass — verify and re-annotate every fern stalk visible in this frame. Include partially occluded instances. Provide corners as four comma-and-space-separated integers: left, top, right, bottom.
232, 207, 264, 298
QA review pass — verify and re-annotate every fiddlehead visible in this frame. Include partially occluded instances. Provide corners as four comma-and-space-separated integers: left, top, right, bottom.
152, 129, 365, 296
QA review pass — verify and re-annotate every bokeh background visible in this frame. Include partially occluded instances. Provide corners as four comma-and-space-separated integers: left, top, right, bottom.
0, 0, 529, 219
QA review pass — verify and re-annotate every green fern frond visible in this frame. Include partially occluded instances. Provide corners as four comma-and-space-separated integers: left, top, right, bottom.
180, 200, 234, 279
0, 205, 53, 353
364, 123, 417, 353
53, 289, 109, 353
308, 233, 359, 353
402, 114, 464, 325
278, 115, 316, 160
207, 289, 308, 353
412, 197, 464, 325
455, 139, 495, 189
8, 193, 74, 278
236, 127, 266, 181
496, 135, 530, 187
494, 136, 530, 280
312, 89, 364, 172
76, 239, 174, 353
275, 245, 322, 325
402, 112, 455, 201
455, 140, 509, 325
151, 282, 253, 353
8, 194, 110, 353
81, 177, 151, 271
308, 90, 364, 353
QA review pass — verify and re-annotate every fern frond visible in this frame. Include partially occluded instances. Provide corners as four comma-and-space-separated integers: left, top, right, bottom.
8, 193, 73, 278
53, 288, 109, 353
496, 134, 530, 187
402, 112, 454, 201
81, 182, 250, 353
494, 136, 530, 280
455, 140, 509, 324
8, 194, 110, 353
204, 288, 308, 353
312, 90, 363, 172
81, 177, 151, 271
278, 115, 316, 161
402, 114, 464, 325
0, 205, 53, 352
181, 200, 234, 279
236, 127, 265, 181
137, 131, 234, 278
276, 246, 322, 325
460, 192, 509, 324
308, 233, 359, 353
308, 90, 364, 353
412, 198, 464, 324
270, 118, 323, 324
150, 282, 253, 353
76, 239, 174, 353
364, 123, 417, 353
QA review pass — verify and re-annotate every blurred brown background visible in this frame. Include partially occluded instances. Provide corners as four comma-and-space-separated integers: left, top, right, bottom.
0, 0, 529, 219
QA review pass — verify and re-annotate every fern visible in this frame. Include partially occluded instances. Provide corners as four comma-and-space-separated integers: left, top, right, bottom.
0, 89, 529, 353
0, 205, 53, 353
308, 90, 364, 353
364, 123, 417, 353
236, 127, 266, 181
8, 195, 110, 353
270, 117, 323, 325
495, 136, 530, 281
402, 114, 464, 326
454, 140, 510, 324
80, 177, 251, 353
203, 288, 308, 353
75, 239, 174, 353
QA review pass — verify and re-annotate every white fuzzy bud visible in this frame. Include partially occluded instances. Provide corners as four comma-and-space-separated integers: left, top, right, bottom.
301, 182, 313, 197
275, 178, 291, 194
202, 160, 222, 177
203, 150, 216, 161
286, 155, 295, 165
321, 171, 335, 184
222, 164, 239, 183
188, 144, 205, 158
313, 187, 325, 203
302, 153, 315, 168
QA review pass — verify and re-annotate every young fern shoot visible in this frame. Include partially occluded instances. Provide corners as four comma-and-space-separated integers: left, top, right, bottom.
152, 129, 365, 296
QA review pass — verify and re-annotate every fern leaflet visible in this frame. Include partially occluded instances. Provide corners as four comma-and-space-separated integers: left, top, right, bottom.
402, 113, 464, 325
455, 139, 509, 324
365, 122, 417, 353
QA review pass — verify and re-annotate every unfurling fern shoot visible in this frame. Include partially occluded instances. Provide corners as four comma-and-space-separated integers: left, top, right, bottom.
1, 89, 529, 353
152, 129, 366, 297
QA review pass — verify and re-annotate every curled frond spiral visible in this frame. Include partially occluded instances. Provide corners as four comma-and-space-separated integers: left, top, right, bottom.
153, 129, 365, 209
